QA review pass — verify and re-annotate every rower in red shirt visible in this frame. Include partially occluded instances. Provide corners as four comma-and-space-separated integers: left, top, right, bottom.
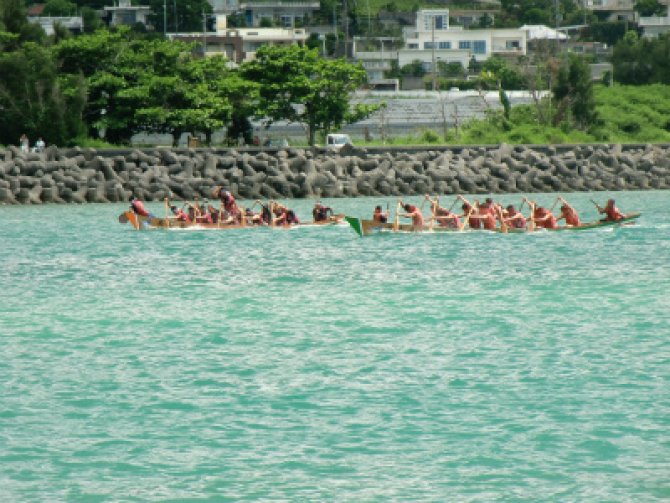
130, 197, 150, 217
477, 198, 498, 230
557, 197, 581, 227
532, 204, 558, 230
503, 204, 527, 229
458, 195, 481, 229
398, 200, 425, 229
372, 205, 389, 223
425, 195, 460, 229
596, 198, 625, 221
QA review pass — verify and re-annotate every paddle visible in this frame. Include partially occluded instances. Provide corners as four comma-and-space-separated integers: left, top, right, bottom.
527, 200, 536, 232
447, 197, 458, 212
496, 204, 508, 234
428, 196, 438, 231
590, 198, 603, 213
459, 206, 473, 232
393, 200, 401, 231
549, 196, 561, 212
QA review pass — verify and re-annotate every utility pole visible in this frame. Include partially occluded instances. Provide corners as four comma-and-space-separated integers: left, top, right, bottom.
202, 10, 207, 54
163, 0, 166, 37
343, 0, 349, 59
431, 15, 436, 91
174, 0, 178, 33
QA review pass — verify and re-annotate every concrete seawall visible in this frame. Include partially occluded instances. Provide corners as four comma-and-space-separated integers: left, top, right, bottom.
1, 143, 669, 204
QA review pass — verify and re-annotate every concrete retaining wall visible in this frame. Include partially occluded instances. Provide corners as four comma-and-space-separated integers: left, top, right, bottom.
1, 143, 669, 204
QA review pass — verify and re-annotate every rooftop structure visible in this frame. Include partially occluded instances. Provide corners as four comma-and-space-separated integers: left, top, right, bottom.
238, 1, 320, 28
170, 15, 308, 64
104, 0, 153, 27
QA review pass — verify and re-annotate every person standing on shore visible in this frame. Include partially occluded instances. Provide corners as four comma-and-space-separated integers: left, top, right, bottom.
34, 137, 46, 152
20, 134, 29, 152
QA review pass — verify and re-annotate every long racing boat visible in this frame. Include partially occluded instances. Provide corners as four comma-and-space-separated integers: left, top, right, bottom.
344, 213, 641, 237
119, 210, 345, 231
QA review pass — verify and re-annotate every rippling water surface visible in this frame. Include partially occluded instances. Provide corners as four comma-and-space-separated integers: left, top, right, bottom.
1, 191, 669, 501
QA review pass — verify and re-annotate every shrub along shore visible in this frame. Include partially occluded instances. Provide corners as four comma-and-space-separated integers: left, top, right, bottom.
1, 143, 669, 205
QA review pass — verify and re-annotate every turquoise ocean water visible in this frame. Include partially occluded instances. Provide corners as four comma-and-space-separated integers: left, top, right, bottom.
1, 190, 669, 501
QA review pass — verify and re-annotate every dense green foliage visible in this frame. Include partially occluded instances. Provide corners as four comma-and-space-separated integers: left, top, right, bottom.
612, 32, 670, 85
395, 84, 670, 146
0, 42, 87, 145
240, 45, 378, 145
2, 0, 670, 148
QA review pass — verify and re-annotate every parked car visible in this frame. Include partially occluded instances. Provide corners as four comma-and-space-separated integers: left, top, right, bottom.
326, 133, 352, 150
262, 138, 290, 148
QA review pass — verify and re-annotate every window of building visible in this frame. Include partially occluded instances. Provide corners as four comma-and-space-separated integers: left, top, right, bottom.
473, 40, 486, 54
505, 40, 520, 49
458, 40, 471, 49
424, 14, 448, 31
438, 41, 451, 49
408, 43, 419, 49
424, 42, 436, 49
280, 15, 292, 27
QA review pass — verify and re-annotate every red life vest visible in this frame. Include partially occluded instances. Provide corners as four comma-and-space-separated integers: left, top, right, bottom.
131, 199, 150, 217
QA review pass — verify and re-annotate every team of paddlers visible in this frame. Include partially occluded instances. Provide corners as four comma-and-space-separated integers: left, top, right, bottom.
129, 186, 626, 231
372, 195, 626, 232
129, 186, 337, 227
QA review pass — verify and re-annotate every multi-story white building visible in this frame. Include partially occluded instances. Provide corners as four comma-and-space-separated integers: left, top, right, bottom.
584, 0, 637, 22
238, 1, 320, 27
104, 0, 153, 27
639, 10, 670, 38
399, 9, 527, 71
170, 15, 308, 64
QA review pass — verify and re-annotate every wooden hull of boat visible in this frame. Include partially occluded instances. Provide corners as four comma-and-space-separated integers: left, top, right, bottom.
345, 213, 641, 237
119, 211, 345, 230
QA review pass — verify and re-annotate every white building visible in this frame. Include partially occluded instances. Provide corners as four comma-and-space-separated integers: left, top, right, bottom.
639, 10, 670, 38
27, 16, 83, 35
170, 15, 308, 64
104, 0, 152, 27
238, 1, 320, 27
399, 9, 527, 72
584, 0, 637, 22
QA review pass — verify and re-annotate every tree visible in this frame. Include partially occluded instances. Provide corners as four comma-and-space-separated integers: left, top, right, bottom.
0, 0, 27, 35
54, 27, 254, 145
240, 44, 377, 145
144, 0, 213, 34
612, 31, 670, 85
43, 0, 77, 17
635, 0, 666, 16
81, 7, 104, 33
0, 43, 86, 146
552, 54, 598, 129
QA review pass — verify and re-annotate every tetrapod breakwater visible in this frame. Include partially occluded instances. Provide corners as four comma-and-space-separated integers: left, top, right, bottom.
1, 143, 669, 204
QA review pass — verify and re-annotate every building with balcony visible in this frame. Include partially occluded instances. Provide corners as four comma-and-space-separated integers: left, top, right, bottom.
170, 15, 308, 64
584, 0, 636, 22
27, 15, 84, 35
399, 10, 527, 72
639, 10, 670, 37
104, 0, 153, 27
352, 37, 400, 82
238, 1, 320, 27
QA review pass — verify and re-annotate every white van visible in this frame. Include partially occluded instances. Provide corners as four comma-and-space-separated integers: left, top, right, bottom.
326, 133, 352, 150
